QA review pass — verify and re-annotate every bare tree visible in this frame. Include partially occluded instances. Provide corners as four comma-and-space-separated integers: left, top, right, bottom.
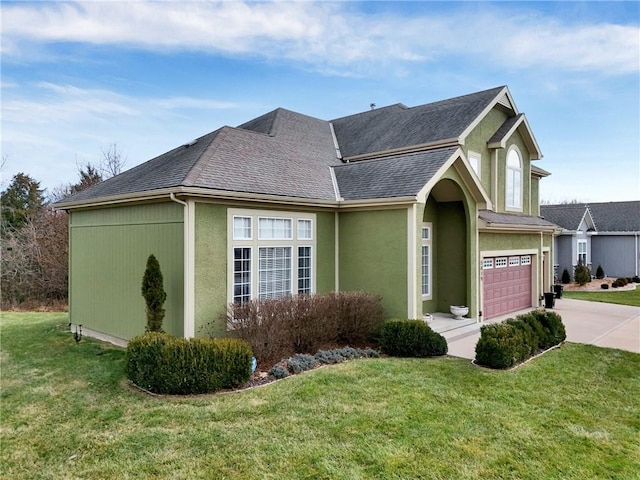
100, 143, 127, 178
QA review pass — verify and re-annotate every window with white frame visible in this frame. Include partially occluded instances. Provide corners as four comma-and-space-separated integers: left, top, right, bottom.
577, 240, 587, 264
509, 256, 520, 266
258, 217, 292, 240
229, 209, 315, 304
468, 151, 481, 177
483, 258, 494, 269
233, 247, 251, 303
297, 219, 312, 240
496, 257, 508, 268
233, 216, 252, 240
258, 247, 292, 299
506, 148, 522, 210
298, 246, 312, 294
421, 224, 431, 297
521, 256, 531, 265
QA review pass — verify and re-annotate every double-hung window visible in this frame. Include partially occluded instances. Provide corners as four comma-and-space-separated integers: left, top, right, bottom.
577, 240, 587, 265
421, 224, 432, 298
229, 209, 314, 303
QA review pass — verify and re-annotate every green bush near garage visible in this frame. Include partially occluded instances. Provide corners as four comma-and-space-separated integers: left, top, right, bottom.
475, 310, 566, 369
379, 319, 448, 357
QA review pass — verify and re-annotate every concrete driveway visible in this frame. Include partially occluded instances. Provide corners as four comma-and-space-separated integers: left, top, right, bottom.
443, 298, 640, 359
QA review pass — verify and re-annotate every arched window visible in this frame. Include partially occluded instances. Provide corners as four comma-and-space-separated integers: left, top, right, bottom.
506, 148, 522, 210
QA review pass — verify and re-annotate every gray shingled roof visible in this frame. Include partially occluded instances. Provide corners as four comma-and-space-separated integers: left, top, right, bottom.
488, 113, 524, 145
543, 202, 640, 233
56, 86, 524, 207
334, 147, 458, 200
331, 86, 507, 159
58, 109, 341, 204
540, 204, 590, 231
479, 210, 558, 228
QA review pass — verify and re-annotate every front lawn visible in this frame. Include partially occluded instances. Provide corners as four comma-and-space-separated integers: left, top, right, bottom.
563, 285, 640, 307
2, 313, 639, 479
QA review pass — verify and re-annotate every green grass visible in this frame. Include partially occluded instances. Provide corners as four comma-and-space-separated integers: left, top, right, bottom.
2, 312, 639, 479
563, 285, 640, 307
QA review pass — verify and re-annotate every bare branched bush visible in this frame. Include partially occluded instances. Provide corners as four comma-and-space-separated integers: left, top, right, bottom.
223, 292, 384, 364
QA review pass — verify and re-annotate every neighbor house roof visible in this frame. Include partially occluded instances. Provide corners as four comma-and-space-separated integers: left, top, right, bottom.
540, 204, 593, 231
541, 201, 640, 233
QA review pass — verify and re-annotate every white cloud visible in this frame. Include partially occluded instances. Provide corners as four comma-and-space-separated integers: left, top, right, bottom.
0, 81, 245, 192
2, 1, 638, 75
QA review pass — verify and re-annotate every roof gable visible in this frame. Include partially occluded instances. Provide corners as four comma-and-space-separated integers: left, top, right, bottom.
487, 113, 542, 160
331, 86, 508, 160
541, 201, 640, 233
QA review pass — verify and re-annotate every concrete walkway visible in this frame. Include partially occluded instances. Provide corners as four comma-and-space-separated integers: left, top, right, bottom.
431, 299, 640, 360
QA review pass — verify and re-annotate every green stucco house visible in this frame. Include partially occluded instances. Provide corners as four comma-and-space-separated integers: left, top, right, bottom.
55, 86, 558, 345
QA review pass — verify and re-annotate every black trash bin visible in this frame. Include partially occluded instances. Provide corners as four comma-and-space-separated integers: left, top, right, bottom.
544, 292, 555, 309
553, 284, 563, 299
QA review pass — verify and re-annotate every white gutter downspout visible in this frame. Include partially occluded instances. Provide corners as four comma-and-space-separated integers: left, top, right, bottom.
170, 193, 195, 338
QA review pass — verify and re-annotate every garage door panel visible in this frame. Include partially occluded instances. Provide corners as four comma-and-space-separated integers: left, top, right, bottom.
483, 258, 532, 319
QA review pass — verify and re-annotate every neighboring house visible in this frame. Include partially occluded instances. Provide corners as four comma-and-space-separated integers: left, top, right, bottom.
55, 86, 558, 345
541, 201, 640, 280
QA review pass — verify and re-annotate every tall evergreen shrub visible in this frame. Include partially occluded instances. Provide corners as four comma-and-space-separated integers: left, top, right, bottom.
595, 265, 605, 280
141, 254, 167, 332
561, 269, 571, 284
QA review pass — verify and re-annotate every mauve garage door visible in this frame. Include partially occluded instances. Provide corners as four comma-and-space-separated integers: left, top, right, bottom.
483, 256, 532, 319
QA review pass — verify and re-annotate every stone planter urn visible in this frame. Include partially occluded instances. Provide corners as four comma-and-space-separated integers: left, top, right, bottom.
450, 305, 469, 320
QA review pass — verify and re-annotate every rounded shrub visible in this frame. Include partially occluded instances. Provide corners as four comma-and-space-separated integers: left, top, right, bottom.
475, 323, 525, 369
379, 319, 448, 357
633, 276, 640, 284
126, 333, 253, 394
601, 284, 609, 290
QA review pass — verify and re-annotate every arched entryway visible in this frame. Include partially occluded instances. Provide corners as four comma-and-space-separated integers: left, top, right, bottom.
423, 179, 471, 315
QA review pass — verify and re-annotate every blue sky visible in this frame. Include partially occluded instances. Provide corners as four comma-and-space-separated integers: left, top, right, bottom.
2, 0, 639, 203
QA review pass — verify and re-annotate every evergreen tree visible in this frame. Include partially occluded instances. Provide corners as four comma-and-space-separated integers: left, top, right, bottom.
595, 264, 605, 280
141, 254, 167, 332
1, 173, 45, 234
561, 269, 571, 284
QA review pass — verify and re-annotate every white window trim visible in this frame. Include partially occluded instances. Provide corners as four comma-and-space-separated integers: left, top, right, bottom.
576, 239, 588, 265
506, 146, 523, 212
521, 255, 531, 265
482, 258, 494, 269
495, 257, 508, 268
297, 245, 313, 294
232, 215, 253, 240
228, 208, 316, 306
258, 216, 293, 240
232, 246, 252, 304
421, 223, 432, 299
297, 218, 313, 241
509, 256, 520, 266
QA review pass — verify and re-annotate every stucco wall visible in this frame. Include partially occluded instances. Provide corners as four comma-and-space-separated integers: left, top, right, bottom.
69, 202, 184, 341
194, 203, 227, 337
338, 208, 407, 318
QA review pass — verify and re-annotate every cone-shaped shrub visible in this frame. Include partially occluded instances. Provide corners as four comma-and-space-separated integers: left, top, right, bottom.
595, 265, 605, 280
141, 254, 167, 332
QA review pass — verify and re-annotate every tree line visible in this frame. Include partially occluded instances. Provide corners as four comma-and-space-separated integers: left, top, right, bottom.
1, 145, 126, 309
